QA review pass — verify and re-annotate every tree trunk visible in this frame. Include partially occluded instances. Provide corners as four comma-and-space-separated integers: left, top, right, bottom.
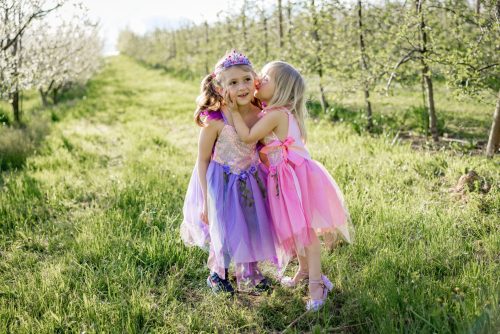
226, 17, 233, 39
12, 90, 20, 124
263, 15, 269, 59
420, 72, 428, 134
417, 0, 439, 141
52, 88, 59, 104
476, 0, 481, 15
171, 31, 177, 59
423, 70, 438, 141
278, 0, 284, 48
311, 0, 328, 113
287, 0, 293, 40
318, 82, 328, 113
486, 89, 500, 157
204, 21, 209, 74
241, 0, 247, 46
11, 27, 21, 124
357, 0, 373, 131
39, 89, 49, 107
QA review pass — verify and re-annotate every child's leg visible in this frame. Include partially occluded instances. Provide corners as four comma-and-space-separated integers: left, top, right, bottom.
206, 248, 235, 294
291, 253, 309, 283
306, 231, 324, 300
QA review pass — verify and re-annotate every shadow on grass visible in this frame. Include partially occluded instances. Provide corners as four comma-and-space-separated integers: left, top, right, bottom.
440, 110, 491, 141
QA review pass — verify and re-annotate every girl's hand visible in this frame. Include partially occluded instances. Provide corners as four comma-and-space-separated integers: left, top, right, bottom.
224, 90, 239, 113
200, 205, 209, 225
200, 211, 209, 225
200, 202, 209, 225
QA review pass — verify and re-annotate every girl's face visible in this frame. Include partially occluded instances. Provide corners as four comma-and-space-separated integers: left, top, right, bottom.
221, 66, 256, 106
254, 69, 275, 103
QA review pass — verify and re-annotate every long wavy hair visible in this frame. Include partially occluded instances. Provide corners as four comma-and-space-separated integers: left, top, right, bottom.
262, 61, 308, 141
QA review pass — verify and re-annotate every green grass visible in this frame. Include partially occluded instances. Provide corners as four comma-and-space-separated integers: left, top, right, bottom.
0, 55, 498, 333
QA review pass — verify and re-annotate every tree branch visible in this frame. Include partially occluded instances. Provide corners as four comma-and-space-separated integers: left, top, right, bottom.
478, 63, 499, 72
386, 49, 418, 93
2, 3, 63, 52
427, 5, 479, 26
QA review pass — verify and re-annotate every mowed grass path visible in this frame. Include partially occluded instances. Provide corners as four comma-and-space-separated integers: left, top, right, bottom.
0, 56, 498, 333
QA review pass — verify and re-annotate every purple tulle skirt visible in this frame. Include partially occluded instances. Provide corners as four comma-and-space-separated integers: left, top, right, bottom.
180, 164, 210, 250
181, 161, 277, 289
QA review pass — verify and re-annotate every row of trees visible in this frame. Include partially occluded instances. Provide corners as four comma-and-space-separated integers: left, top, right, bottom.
118, 0, 499, 157
0, 0, 103, 124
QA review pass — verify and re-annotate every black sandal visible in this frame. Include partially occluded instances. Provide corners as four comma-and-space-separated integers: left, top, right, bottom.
206, 270, 235, 295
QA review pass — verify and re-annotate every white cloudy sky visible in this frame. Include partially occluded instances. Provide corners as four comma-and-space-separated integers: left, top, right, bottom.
74, 0, 245, 55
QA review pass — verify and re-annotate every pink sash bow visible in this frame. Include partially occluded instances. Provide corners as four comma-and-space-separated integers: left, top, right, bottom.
260, 136, 305, 167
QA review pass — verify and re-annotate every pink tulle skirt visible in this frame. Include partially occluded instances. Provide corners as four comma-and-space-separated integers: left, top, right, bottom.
263, 158, 353, 271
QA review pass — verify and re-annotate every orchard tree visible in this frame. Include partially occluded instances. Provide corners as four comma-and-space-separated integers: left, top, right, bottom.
385, 0, 443, 141
434, 0, 499, 156
22, 3, 102, 106
0, 0, 65, 123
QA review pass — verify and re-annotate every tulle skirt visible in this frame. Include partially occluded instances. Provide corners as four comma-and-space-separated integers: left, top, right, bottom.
180, 161, 277, 288
263, 158, 353, 271
180, 165, 210, 250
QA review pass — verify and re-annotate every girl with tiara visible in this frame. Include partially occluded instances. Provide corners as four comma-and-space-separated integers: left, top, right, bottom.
180, 50, 276, 294
227, 61, 354, 311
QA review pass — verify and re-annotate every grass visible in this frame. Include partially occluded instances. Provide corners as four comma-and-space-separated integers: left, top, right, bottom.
0, 55, 498, 333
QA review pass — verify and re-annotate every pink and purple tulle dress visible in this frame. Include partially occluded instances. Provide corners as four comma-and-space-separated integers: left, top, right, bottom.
180, 110, 277, 290
259, 107, 353, 272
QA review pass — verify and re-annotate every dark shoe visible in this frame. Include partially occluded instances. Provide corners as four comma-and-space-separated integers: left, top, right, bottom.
207, 272, 235, 295
255, 277, 272, 292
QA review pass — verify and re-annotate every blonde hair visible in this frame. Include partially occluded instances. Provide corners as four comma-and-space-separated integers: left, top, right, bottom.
194, 51, 261, 126
263, 61, 308, 141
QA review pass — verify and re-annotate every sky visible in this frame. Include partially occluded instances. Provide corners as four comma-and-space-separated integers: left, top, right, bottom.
75, 0, 245, 55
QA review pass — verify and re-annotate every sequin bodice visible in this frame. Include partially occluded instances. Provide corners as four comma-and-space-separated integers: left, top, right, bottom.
261, 132, 285, 165
212, 125, 259, 174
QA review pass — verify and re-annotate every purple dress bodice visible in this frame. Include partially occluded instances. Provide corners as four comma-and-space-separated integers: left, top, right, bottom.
211, 114, 259, 175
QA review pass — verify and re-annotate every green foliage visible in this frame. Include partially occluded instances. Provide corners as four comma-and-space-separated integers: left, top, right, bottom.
0, 56, 498, 333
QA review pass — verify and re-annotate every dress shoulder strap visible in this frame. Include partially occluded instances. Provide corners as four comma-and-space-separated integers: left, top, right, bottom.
202, 109, 225, 123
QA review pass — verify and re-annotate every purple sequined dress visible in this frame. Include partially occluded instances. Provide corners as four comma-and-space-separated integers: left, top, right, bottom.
180, 110, 277, 289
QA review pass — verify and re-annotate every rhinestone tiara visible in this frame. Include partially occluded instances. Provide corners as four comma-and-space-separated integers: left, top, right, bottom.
213, 50, 252, 76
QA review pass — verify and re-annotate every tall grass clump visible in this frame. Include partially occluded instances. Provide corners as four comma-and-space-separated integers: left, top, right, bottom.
0, 115, 50, 170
